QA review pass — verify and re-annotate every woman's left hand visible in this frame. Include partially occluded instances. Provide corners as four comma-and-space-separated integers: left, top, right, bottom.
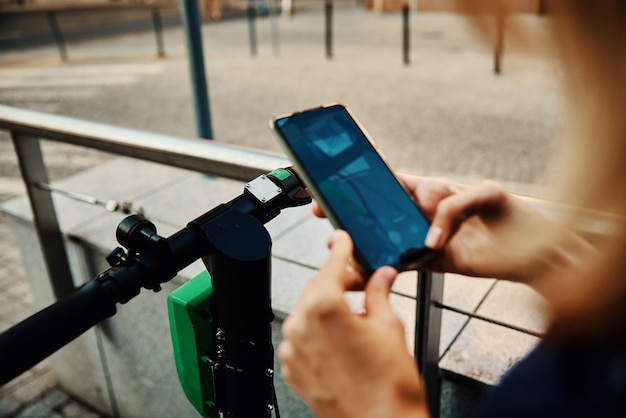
277, 230, 429, 418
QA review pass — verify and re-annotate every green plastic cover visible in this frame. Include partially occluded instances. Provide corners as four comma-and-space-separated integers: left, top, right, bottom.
167, 270, 217, 418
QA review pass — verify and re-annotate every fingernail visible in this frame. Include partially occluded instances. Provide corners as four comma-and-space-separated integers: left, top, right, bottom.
425, 226, 443, 249
381, 268, 397, 286
328, 230, 343, 246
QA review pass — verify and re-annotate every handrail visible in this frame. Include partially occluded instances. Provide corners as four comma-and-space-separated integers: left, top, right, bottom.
0, 104, 290, 181
0, 102, 292, 308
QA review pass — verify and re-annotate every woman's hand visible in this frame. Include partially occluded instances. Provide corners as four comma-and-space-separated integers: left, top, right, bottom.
278, 230, 429, 418
312, 176, 563, 284
405, 176, 553, 282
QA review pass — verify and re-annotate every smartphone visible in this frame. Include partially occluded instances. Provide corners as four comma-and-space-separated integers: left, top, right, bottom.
270, 103, 433, 276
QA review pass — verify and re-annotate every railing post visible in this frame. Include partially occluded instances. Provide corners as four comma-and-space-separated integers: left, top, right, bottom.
494, 6, 505, 75
414, 271, 444, 417
11, 133, 76, 300
46, 11, 68, 62
151, 6, 166, 58
402, 3, 410, 65
269, 0, 280, 56
180, 0, 214, 139
325, 0, 333, 59
247, 0, 258, 57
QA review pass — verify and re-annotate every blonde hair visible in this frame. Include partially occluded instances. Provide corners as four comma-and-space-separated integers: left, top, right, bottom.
462, 0, 626, 342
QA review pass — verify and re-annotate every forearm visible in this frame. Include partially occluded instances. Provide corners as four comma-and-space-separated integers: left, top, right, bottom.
519, 227, 601, 297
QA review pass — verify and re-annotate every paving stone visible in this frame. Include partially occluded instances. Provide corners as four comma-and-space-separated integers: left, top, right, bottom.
57, 400, 104, 418
475, 280, 547, 335
443, 273, 496, 311
392, 270, 419, 298
439, 309, 470, 358
10, 368, 59, 405
0, 393, 22, 417
272, 214, 335, 269
439, 319, 540, 386
0, 291, 35, 326
13, 387, 69, 418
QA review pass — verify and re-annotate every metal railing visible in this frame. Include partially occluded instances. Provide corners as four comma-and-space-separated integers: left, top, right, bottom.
0, 104, 444, 415
0, 103, 287, 294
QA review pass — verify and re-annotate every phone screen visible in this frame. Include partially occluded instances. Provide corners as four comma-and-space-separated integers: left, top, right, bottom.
273, 104, 431, 274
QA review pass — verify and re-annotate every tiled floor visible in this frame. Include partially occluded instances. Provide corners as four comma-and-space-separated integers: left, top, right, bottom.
0, 212, 108, 417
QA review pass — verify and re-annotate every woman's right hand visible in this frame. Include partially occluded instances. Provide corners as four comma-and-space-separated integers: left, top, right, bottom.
313, 175, 570, 284
404, 176, 553, 282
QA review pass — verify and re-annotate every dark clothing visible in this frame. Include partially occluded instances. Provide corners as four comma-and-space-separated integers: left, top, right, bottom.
477, 341, 626, 418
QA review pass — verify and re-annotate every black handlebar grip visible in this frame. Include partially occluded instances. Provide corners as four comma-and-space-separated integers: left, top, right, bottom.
0, 280, 117, 386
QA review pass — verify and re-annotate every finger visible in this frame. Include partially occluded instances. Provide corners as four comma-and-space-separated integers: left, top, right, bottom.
277, 340, 304, 392
363, 266, 398, 317
316, 230, 362, 290
398, 175, 459, 219
312, 201, 325, 218
425, 181, 509, 249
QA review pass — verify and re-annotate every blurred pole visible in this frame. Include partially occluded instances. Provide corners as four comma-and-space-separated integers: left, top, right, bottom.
46, 11, 68, 62
180, 0, 214, 139
151, 7, 166, 58
325, 0, 332, 59
281, 0, 293, 17
402, 3, 409, 65
414, 271, 444, 417
247, 0, 258, 57
269, 0, 280, 56
494, 5, 505, 75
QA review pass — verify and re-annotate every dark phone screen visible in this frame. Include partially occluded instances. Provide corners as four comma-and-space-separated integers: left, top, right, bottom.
274, 104, 430, 272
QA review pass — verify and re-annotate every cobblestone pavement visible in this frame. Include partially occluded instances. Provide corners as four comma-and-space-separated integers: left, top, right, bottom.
0, 141, 111, 417
0, 211, 110, 417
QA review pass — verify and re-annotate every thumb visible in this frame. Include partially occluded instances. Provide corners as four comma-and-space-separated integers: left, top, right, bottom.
364, 267, 398, 317
318, 230, 362, 290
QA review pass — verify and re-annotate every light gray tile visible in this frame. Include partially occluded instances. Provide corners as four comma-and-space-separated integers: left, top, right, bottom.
49, 329, 113, 416
272, 215, 335, 269
439, 319, 540, 385
475, 280, 547, 335
71, 209, 178, 254
443, 273, 496, 312
265, 204, 312, 241
51, 157, 189, 204
129, 172, 314, 246
2, 157, 190, 231
392, 270, 419, 298
134, 174, 245, 228
391, 272, 479, 359
4, 216, 56, 309
98, 277, 200, 418
271, 257, 317, 316
439, 310, 469, 358
391, 294, 418, 354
